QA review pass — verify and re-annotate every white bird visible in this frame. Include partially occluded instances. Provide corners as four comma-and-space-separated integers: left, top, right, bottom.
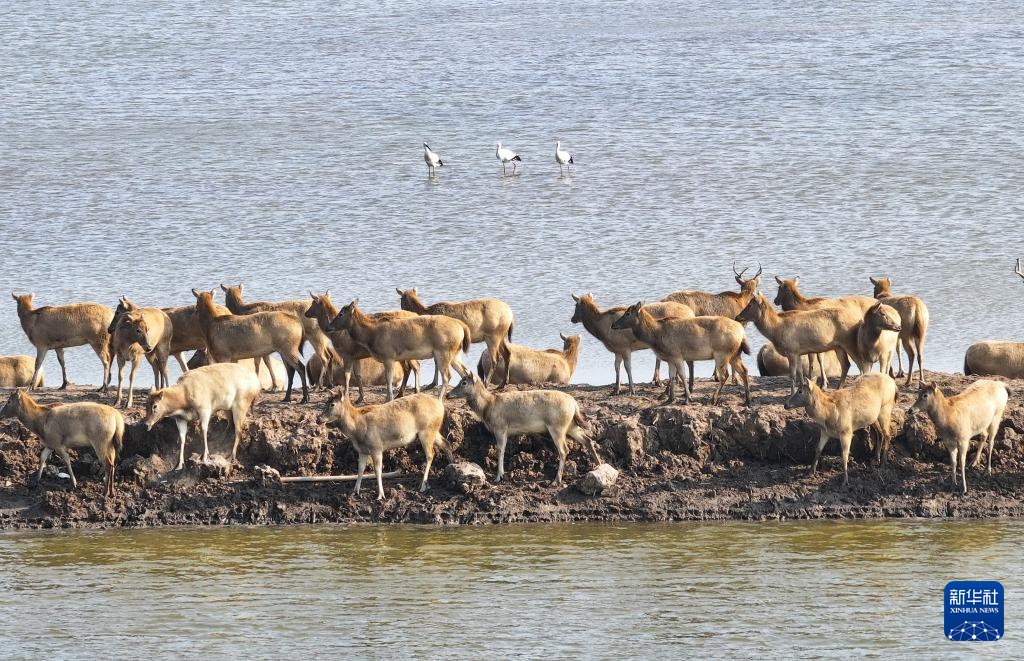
423, 143, 443, 176
496, 142, 521, 175
555, 141, 574, 174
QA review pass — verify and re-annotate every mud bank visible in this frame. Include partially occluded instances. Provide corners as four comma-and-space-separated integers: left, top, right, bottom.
1, 372, 1023, 529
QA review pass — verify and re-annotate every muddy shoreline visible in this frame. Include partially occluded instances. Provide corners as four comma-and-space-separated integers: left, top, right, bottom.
1, 371, 1023, 529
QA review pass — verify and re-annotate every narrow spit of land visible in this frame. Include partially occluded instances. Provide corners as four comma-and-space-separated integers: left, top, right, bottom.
0, 372, 1022, 529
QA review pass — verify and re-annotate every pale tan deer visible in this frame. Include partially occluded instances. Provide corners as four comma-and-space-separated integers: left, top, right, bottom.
1, 389, 123, 497
477, 333, 581, 386
784, 373, 897, 487
108, 297, 174, 408
756, 342, 841, 381
964, 341, 1024, 379
162, 300, 231, 374
851, 302, 902, 376
0, 356, 44, 388
12, 293, 113, 391
910, 380, 1009, 494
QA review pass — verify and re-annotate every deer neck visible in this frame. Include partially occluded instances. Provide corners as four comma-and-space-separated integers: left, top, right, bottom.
12, 396, 46, 436
315, 299, 338, 333
467, 384, 495, 417
927, 391, 954, 432
403, 293, 428, 314
15, 301, 35, 333
629, 307, 659, 343
346, 307, 375, 344
805, 387, 834, 422
563, 342, 580, 372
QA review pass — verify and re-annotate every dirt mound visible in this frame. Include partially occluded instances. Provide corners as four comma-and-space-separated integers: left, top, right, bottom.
1, 371, 1023, 529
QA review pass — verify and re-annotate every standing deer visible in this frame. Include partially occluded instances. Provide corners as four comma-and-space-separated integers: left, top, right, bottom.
108, 296, 174, 408
396, 288, 513, 385
661, 262, 763, 319
869, 276, 929, 385
12, 293, 113, 391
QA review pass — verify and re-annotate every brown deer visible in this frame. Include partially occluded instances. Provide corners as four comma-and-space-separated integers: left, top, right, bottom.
304, 291, 418, 402
611, 302, 751, 405
851, 302, 902, 376
0, 356, 44, 388
477, 333, 581, 386
12, 293, 114, 392
661, 262, 763, 318
192, 289, 308, 403
221, 283, 337, 388
108, 301, 174, 408
869, 276, 930, 385
161, 300, 231, 374
328, 299, 471, 400
396, 288, 513, 384
570, 294, 694, 395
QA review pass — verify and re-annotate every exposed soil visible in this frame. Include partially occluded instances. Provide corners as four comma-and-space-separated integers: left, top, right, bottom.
1, 371, 1023, 529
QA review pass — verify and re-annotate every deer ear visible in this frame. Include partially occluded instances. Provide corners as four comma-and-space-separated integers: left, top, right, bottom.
793, 275, 799, 285
220, 283, 229, 292
774, 275, 784, 285
571, 293, 580, 302
10, 292, 16, 300
325, 289, 331, 299
869, 276, 879, 285
191, 288, 201, 299
559, 332, 568, 341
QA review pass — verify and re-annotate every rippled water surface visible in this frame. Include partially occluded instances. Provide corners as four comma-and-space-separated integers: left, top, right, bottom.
2, 1, 1023, 386
0, 521, 1019, 657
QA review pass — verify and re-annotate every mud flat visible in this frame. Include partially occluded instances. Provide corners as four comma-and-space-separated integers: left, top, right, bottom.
0, 372, 1022, 529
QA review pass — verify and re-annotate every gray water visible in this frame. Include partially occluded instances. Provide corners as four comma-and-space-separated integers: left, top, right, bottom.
2, 1, 1023, 388
0, 520, 1017, 657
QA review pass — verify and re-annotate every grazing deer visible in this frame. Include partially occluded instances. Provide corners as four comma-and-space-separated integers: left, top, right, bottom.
193, 289, 308, 403
304, 291, 418, 402
784, 374, 897, 487
869, 276, 929, 385
328, 299, 471, 400
108, 297, 174, 408
12, 293, 113, 391
570, 294, 694, 395
144, 363, 262, 470
612, 302, 751, 405
910, 380, 1009, 494
221, 283, 337, 388
478, 333, 581, 386
396, 288, 514, 385
320, 391, 452, 499
737, 293, 856, 393
448, 373, 600, 485
1, 389, 123, 497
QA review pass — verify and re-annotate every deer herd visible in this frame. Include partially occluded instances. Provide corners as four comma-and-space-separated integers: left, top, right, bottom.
1, 261, 1022, 499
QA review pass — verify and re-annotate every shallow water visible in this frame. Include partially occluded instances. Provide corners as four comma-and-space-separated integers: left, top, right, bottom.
0, 520, 1016, 656
2, 1, 1023, 387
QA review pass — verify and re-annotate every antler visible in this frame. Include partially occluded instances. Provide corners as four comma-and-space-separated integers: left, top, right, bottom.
752, 261, 763, 279
732, 260, 749, 281
1016, 258, 1024, 282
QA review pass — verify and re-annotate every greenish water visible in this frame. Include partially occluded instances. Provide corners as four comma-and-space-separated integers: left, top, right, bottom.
0, 520, 1017, 657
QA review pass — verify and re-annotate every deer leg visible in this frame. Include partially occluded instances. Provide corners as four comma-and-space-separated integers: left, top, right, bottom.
174, 418, 188, 470
384, 360, 397, 401
835, 349, 851, 389
173, 352, 189, 374
612, 354, 623, 395
901, 337, 916, 387
732, 353, 751, 406
57, 447, 77, 489
687, 361, 695, 394
548, 425, 569, 486
55, 348, 69, 390
199, 411, 211, 463
816, 353, 827, 387
494, 431, 509, 482
711, 357, 728, 405
811, 429, 829, 475
31, 348, 48, 391
114, 355, 126, 407
653, 358, 662, 386
894, 338, 906, 378
839, 431, 852, 488
374, 450, 386, 500
126, 356, 141, 408
788, 355, 800, 395
419, 431, 435, 492
263, 355, 278, 392
623, 352, 636, 396
354, 453, 367, 495
959, 439, 968, 494
35, 447, 52, 485
914, 336, 925, 386
949, 446, 959, 489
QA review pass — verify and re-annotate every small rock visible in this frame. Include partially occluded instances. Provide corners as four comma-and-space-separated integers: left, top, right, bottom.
445, 462, 487, 492
577, 463, 619, 496
252, 464, 281, 487
118, 454, 169, 486
185, 453, 233, 479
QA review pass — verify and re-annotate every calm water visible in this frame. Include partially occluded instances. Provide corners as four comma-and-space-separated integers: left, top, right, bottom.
2, 0, 1023, 388
0, 520, 1016, 657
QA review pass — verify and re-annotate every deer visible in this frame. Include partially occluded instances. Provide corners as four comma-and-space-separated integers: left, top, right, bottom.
784, 373, 897, 487
964, 341, 1024, 379
161, 299, 232, 375
851, 302, 902, 376
328, 299, 471, 401
1, 389, 123, 497
477, 332, 581, 386
661, 262, 763, 318
448, 372, 600, 485
611, 302, 751, 405
737, 293, 857, 394
570, 294, 695, 395
0, 356, 44, 388
12, 293, 113, 392
108, 297, 174, 408
304, 291, 418, 402
144, 363, 262, 470
192, 289, 308, 403
220, 283, 338, 388
319, 391, 452, 499
869, 276, 930, 385
396, 288, 513, 385
756, 342, 841, 381
910, 380, 1009, 494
